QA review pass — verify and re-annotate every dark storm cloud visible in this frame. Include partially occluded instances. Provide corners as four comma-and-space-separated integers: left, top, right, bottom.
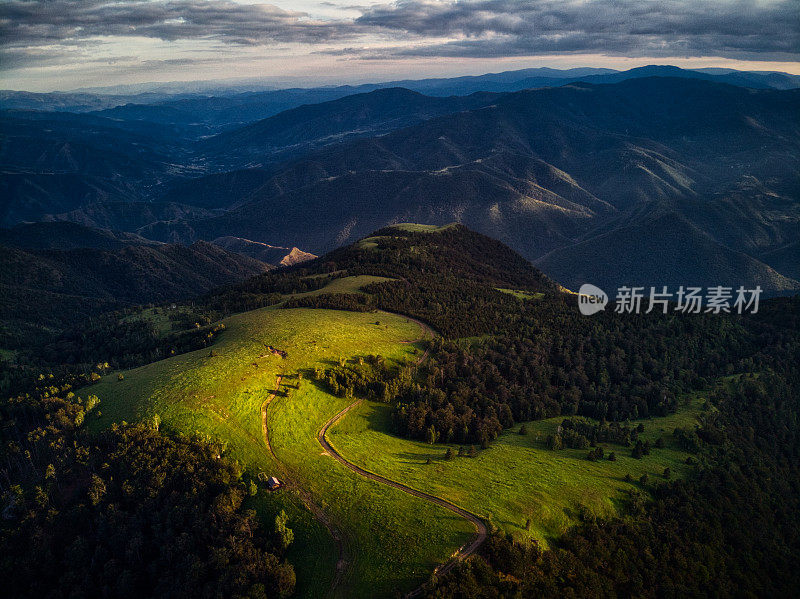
1, 0, 797, 71
0, 0, 362, 48
357, 0, 800, 60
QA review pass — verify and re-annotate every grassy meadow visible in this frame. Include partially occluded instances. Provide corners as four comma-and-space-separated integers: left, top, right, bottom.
330, 395, 702, 545
90, 304, 471, 598
88, 273, 702, 595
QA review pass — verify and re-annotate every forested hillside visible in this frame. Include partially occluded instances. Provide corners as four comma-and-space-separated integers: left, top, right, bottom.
2, 224, 799, 598
0, 240, 267, 347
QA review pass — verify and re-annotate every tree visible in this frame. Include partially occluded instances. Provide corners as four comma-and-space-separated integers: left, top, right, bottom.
275, 510, 294, 550
87, 474, 106, 506
426, 425, 439, 445
587, 447, 604, 461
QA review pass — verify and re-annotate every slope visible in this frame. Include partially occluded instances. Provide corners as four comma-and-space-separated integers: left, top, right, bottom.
89, 306, 474, 599
0, 221, 159, 250
536, 210, 800, 292
0, 241, 269, 345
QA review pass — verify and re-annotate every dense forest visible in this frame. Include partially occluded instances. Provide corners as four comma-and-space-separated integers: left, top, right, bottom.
2, 224, 799, 597
0, 389, 295, 598
423, 367, 800, 598
281, 227, 774, 445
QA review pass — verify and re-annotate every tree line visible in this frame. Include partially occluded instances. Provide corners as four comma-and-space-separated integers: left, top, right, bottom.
0, 390, 295, 598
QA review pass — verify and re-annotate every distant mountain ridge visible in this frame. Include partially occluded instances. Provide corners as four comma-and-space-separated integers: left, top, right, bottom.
0, 221, 159, 250
138, 77, 800, 293
2, 65, 798, 116
2, 70, 799, 294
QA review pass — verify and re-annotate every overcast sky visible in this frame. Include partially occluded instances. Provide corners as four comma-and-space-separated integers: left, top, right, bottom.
1, 0, 798, 91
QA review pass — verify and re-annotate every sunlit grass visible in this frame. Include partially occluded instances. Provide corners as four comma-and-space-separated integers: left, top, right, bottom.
330, 394, 703, 546
88, 285, 704, 594
495, 288, 545, 300
90, 307, 469, 598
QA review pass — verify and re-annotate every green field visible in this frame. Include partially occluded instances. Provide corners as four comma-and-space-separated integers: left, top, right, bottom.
90, 306, 471, 598
293, 275, 394, 298
89, 279, 703, 594
388, 223, 457, 233
356, 223, 457, 250
329, 395, 701, 545
495, 288, 545, 301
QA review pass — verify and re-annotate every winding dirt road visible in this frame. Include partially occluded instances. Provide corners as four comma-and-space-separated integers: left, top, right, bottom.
317, 399, 487, 596
316, 314, 487, 597
261, 375, 351, 598
263, 313, 486, 598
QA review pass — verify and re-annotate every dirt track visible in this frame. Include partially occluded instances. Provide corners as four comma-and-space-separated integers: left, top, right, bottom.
261, 375, 351, 598
316, 314, 487, 597
317, 399, 487, 596
264, 314, 486, 598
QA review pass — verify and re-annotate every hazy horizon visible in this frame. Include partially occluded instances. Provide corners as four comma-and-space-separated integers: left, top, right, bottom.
2, 1, 798, 93
3, 60, 800, 96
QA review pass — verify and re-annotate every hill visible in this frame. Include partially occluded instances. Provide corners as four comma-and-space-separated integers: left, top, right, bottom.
57, 223, 800, 598
0, 240, 268, 346
0, 221, 159, 250
761, 241, 800, 281
536, 210, 800, 292
0, 110, 193, 226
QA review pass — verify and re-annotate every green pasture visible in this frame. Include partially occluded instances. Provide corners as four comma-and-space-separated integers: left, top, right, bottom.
88, 271, 704, 594
495, 288, 545, 300
329, 394, 702, 546
90, 306, 470, 598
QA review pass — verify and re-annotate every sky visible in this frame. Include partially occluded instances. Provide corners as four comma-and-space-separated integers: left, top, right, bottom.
1, 0, 799, 92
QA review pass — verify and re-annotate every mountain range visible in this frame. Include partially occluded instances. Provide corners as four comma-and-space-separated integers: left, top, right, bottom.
144, 77, 800, 292
2, 66, 799, 296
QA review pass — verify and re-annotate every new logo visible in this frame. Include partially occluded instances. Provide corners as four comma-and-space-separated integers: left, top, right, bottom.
578, 283, 608, 315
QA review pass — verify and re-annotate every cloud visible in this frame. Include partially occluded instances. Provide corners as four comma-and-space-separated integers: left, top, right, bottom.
0, 0, 362, 48
1, 0, 797, 74
356, 0, 800, 60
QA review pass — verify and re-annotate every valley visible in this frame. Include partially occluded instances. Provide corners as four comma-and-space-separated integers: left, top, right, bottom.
2, 59, 800, 599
